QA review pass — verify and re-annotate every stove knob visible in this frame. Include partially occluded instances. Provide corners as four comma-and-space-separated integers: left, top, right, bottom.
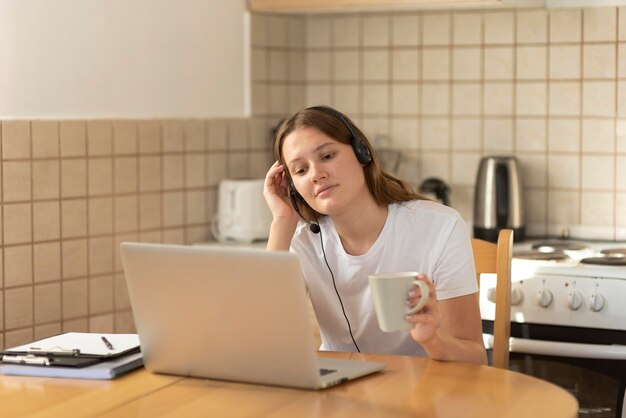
537, 288, 553, 308
567, 290, 583, 311
486, 287, 497, 303
511, 287, 523, 306
588, 292, 605, 312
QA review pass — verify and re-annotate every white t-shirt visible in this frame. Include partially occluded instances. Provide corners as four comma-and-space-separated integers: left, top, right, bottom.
290, 200, 477, 357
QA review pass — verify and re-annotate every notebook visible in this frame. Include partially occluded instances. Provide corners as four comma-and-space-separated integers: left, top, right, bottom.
119, 242, 385, 390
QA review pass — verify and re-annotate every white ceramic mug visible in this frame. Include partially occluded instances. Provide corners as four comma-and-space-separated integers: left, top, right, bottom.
368, 272, 430, 332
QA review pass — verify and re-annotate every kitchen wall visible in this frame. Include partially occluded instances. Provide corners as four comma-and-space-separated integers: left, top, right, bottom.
0, 118, 272, 349
251, 6, 626, 240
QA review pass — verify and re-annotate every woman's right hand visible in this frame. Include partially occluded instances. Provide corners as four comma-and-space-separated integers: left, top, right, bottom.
263, 161, 298, 222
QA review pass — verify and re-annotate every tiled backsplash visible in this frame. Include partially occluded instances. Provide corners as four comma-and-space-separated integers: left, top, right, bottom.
0, 118, 273, 349
251, 7, 626, 240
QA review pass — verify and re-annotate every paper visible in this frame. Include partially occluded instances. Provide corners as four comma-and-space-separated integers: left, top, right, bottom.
5, 333, 140, 357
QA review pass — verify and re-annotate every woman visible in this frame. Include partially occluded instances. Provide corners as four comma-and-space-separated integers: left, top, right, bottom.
263, 106, 486, 365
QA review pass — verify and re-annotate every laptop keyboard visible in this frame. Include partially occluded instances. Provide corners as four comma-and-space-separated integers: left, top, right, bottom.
319, 368, 337, 376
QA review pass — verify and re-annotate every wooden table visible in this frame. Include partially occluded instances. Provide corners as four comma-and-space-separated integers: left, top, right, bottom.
0, 351, 578, 418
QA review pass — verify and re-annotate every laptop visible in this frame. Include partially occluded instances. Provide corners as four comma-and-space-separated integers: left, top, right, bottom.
119, 242, 385, 390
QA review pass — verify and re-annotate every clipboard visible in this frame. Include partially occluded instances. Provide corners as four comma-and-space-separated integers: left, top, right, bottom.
1, 333, 141, 368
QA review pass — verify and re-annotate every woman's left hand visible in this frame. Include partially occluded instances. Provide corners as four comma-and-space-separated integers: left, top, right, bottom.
405, 274, 441, 345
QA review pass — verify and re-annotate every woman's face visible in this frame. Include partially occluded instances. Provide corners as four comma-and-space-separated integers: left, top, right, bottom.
282, 126, 370, 217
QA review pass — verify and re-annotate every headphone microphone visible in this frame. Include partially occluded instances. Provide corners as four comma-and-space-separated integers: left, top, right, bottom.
289, 182, 320, 234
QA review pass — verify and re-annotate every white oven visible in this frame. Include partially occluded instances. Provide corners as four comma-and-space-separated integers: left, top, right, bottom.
479, 239, 626, 418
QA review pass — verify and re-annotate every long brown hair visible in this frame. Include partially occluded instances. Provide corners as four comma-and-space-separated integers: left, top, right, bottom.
274, 106, 427, 221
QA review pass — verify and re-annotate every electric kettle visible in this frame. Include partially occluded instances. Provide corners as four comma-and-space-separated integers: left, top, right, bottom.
473, 156, 525, 242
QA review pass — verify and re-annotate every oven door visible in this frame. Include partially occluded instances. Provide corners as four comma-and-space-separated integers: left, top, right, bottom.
483, 321, 626, 418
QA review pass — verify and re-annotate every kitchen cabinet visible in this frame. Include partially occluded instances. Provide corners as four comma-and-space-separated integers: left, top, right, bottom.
248, 0, 501, 13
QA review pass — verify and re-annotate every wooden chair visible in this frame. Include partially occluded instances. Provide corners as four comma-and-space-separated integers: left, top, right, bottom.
471, 229, 513, 369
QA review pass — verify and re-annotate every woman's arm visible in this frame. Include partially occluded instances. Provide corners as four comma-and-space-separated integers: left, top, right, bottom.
406, 275, 487, 365
264, 161, 298, 251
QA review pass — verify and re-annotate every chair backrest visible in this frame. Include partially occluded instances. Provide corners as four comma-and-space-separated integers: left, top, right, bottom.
471, 229, 513, 369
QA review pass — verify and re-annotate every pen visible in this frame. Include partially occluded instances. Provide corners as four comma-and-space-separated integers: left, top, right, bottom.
101, 336, 114, 350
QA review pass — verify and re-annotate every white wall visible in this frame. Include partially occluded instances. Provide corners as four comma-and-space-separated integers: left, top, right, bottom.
0, 0, 248, 118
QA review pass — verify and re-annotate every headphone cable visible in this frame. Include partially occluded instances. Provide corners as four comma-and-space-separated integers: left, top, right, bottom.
317, 226, 361, 353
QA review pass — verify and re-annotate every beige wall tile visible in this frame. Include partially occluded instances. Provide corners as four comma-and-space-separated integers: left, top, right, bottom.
162, 155, 184, 190
33, 242, 61, 284
421, 119, 449, 150
115, 311, 136, 334
269, 50, 288, 82
61, 159, 87, 198
549, 45, 581, 80
138, 156, 161, 192
549, 82, 581, 116
227, 119, 249, 151
0, 293, 3, 331
423, 14, 451, 46
34, 282, 61, 324
484, 48, 514, 80
390, 118, 419, 150
163, 120, 184, 152
363, 50, 389, 81
32, 160, 59, 200
583, 8, 617, 42
517, 82, 547, 116
4, 245, 32, 288
88, 158, 113, 196
362, 84, 389, 114
88, 197, 113, 235
163, 192, 184, 227
89, 237, 113, 276
548, 119, 580, 152
163, 229, 185, 244
63, 318, 89, 333
112, 121, 137, 155
62, 239, 88, 280
3, 203, 31, 245
89, 314, 114, 333
549, 9, 581, 43
548, 155, 580, 188
61, 200, 87, 238
62, 279, 88, 319
5, 328, 33, 349
115, 274, 131, 310
3, 161, 31, 202
517, 46, 547, 80
422, 84, 449, 115
268, 16, 288, 48
582, 119, 615, 152
483, 83, 514, 115
2, 121, 30, 160
289, 51, 305, 82
361, 117, 389, 140
583, 44, 616, 79
484, 12, 514, 45
268, 84, 289, 115
138, 121, 161, 154
453, 13, 482, 46
451, 153, 481, 186
228, 153, 250, 179
517, 10, 548, 44
516, 118, 547, 152
620, 82, 626, 117
518, 154, 547, 188
87, 121, 112, 156
620, 45, 626, 78
60, 121, 86, 157
306, 17, 331, 48
289, 85, 306, 113
34, 323, 62, 340
251, 49, 267, 82
484, 118, 514, 152
139, 193, 161, 230
614, 192, 624, 224
420, 151, 449, 180
32, 121, 59, 158
392, 14, 420, 46
422, 49, 449, 80
582, 81, 616, 116
616, 119, 626, 152
525, 189, 548, 226
5, 287, 33, 329
114, 233, 138, 272
33, 201, 60, 241
288, 17, 305, 49
333, 15, 359, 47
185, 154, 206, 188
114, 196, 138, 233
548, 190, 580, 223
207, 153, 227, 187
582, 155, 614, 190
392, 50, 419, 81
250, 14, 267, 47
333, 84, 360, 115
305, 83, 330, 108
581, 191, 614, 225
363, 15, 389, 47
307, 51, 331, 81
89, 275, 113, 315
186, 190, 207, 224
452, 84, 480, 116
620, 7, 626, 40
452, 118, 481, 150
392, 84, 419, 115
617, 155, 626, 190
184, 120, 206, 152
114, 157, 138, 193
452, 47, 481, 80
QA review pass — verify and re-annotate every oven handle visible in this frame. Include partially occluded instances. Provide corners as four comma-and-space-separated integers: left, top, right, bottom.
483, 333, 626, 360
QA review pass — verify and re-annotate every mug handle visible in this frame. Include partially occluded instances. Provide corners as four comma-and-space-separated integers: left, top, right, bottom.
406, 280, 430, 314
